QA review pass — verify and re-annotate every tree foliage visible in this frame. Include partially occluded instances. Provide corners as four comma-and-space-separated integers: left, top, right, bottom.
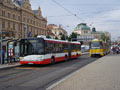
101, 33, 110, 42
34, 34, 38, 37
61, 34, 66, 40
68, 32, 77, 41
46, 34, 51, 38
55, 36, 58, 40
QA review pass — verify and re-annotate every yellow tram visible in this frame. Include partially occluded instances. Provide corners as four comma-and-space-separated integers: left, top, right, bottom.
89, 39, 110, 57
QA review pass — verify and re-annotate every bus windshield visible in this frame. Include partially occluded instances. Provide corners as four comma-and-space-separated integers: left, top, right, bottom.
90, 42, 102, 49
20, 40, 44, 56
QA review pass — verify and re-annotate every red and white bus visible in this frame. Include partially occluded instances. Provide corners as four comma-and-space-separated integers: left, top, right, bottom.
19, 36, 81, 65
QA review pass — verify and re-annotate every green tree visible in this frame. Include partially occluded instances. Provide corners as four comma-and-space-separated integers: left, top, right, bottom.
46, 35, 51, 38
101, 33, 110, 42
61, 34, 66, 40
55, 36, 58, 40
34, 34, 38, 37
68, 32, 77, 41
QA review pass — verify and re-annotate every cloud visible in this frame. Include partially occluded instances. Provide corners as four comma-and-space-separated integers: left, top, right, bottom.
85, 8, 120, 40
30, 0, 120, 40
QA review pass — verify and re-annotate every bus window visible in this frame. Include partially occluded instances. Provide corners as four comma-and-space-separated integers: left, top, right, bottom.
20, 41, 44, 56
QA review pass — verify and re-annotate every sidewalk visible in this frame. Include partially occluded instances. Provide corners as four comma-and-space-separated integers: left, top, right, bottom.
0, 62, 20, 70
48, 54, 120, 90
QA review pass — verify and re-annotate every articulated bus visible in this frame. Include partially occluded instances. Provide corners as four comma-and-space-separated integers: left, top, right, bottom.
19, 36, 81, 65
89, 39, 110, 57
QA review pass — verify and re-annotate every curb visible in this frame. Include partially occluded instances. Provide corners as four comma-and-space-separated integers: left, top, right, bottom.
0, 63, 21, 70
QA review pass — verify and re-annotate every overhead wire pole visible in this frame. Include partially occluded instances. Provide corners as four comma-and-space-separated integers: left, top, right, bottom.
51, 0, 85, 22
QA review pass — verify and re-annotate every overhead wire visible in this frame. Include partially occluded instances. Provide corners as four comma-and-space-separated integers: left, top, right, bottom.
61, 3, 120, 6
51, 0, 84, 22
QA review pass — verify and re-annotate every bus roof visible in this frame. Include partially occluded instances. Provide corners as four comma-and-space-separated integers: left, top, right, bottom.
21, 37, 81, 45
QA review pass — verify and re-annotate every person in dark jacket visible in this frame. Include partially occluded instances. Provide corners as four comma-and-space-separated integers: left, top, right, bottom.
112, 47, 116, 54
2, 49, 5, 64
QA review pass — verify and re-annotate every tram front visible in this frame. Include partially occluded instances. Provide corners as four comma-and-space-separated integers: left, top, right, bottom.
89, 39, 104, 57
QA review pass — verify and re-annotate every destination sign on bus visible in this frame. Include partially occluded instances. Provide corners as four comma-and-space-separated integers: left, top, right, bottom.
24, 40, 38, 43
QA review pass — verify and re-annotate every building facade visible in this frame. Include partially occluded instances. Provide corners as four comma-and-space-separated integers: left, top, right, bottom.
73, 23, 93, 44
74, 23, 91, 36
0, 0, 47, 39
47, 24, 68, 39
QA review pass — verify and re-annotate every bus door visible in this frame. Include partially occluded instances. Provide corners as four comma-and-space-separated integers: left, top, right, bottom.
68, 43, 71, 59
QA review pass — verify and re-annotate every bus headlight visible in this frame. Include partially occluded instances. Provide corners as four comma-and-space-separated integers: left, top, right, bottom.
19, 57, 24, 61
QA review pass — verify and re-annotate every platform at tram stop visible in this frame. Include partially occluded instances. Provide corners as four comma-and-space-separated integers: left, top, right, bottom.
47, 54, 120, 90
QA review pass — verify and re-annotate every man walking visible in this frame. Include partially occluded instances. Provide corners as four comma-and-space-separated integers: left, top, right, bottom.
2, 49, 4, 64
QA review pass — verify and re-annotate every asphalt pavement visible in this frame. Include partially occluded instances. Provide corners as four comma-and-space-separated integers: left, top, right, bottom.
51, 54, 120, 90
0, 54, 98, 90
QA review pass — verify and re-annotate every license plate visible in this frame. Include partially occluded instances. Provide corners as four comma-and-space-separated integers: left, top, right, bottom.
28, 63, 33, 64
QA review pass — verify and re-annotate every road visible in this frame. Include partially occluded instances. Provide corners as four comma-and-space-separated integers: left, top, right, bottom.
0, 55, 99, 90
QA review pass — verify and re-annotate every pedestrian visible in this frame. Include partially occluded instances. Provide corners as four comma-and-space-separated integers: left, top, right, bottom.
2, 49, 5, 64
116, 47, 119, 54
118, 47, 120, 54
112, 47, 115, 54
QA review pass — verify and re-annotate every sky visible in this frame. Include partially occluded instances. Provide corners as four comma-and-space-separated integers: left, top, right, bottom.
30, 0, 120, 41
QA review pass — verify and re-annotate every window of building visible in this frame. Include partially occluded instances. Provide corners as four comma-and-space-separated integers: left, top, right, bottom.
18, 24, 20, 31
2, 21, 5, 28
18, 16, 20, 21
30, 19, 32, 24
39, 23, 41, 27
33, 21, 35, 25
8, 12, 10, 18
23, 17, 26, 22
13, 23, 15, 30
8, 22, 10, 28
37, 22, 38, 26
13, 14, 15, 19
2, 10, 5, 16
27, 18, 29, 23
27, 6, 29, 9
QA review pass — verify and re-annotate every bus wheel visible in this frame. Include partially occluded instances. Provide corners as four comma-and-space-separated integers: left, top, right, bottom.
76, 54, 78, 57
51, 57, 55, 65
65, 55, 67, 62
